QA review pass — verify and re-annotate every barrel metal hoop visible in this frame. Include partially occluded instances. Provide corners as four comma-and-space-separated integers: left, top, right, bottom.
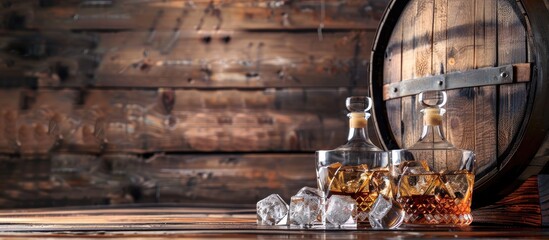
382, 63, 532, 100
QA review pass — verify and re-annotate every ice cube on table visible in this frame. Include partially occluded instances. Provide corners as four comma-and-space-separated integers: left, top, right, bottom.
289, 195, 322, 227
292, 186, 325, 226
325, 195, 357, 228
369, 194, 404, 229
256, 194, 289, 226
296, 186, 325, 199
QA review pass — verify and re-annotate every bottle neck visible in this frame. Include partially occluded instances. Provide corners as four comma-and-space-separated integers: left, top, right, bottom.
342, 112, 382, 151
411, 107, 454, 149
347, 112, 368, 142
348, 124, 369, 143
418, 124, 446, 143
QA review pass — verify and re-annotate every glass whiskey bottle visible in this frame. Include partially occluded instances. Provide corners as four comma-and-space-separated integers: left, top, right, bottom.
316, 96, 390, 226
391, 91, 475, 227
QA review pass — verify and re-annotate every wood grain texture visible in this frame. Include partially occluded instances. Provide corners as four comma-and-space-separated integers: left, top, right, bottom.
0, 207, 547, 237
412, 0, 434, 162
431, 0, 448, 168
497, 0, 528, 162
380, 0, 533, 188
93, 31, 372, 88
444, 0, 475, 158
400, 1, 417, 149
539, 174, 549, 226
0, 206, 547, 233
473, 0, 498, 180
0, 0, 389, 89
371, 0, 547, 213
412, 0, 433, 79
0, 88, 367, 154
0, 31, 98, 87
0, 153, 316, 208
0, 90, 22, 153
383, 11, 403, 148
473, 176, 541, 226
19, 0, 388, 31
0, 0, 389, 208
431, 0, 446, 77
0, 30, 373, 89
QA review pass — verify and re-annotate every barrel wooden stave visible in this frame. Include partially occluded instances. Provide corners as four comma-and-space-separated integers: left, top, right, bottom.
370, 0, 549, 207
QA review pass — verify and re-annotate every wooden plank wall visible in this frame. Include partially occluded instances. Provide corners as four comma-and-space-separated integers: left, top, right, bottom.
0, 153, 317, 207
0, 0, 389, 208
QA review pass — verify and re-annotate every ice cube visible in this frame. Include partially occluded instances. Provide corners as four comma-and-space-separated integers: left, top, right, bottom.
296, 186, 325, 199
338, 164, 370, 194
397, 161, 434, 196
401, 160, 430, 174
429, 176, 455, 199
256, 194, 289, 225
443, 171, 474, 201
289, 195, 322, 227
398, 174, 437, 196
368, 194, 404, 229
295, 186, 325, 225
325, 195, 357, 227
443, 181, 457, 198
371, 171, 393, 198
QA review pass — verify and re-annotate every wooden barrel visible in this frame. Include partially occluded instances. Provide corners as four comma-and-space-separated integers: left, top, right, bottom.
369, 0, 549, 208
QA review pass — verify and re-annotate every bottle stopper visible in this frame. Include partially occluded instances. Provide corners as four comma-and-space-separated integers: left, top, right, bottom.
419, 91, 447, 126
346, 96, 372, 128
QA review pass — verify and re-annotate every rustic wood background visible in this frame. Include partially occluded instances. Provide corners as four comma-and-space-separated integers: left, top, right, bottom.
0, 0, 388, 208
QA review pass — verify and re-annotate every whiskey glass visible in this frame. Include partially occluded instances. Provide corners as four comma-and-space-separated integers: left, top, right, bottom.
391, 91, 475, 227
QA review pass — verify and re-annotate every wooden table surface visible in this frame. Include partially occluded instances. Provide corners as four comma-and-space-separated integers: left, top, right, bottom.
0, 205, 546, 239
